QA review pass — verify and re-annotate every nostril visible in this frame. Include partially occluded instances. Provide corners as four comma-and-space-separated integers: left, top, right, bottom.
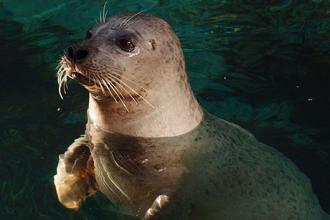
76, 49, 89, 60
67, 47, 74, 59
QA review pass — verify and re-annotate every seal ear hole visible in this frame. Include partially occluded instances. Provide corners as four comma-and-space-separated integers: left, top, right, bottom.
149, 39, 156, 50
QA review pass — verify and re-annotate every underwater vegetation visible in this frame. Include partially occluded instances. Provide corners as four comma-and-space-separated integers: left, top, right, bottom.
0, 0, 329, 219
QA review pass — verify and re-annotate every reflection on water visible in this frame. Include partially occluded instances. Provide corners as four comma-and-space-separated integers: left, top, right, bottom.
0, 0, 329, 219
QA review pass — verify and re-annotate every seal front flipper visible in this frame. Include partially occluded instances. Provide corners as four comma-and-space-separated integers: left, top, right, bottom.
144, 195, 170, 220
54, 135, 98, 210
143, 194, 192, 220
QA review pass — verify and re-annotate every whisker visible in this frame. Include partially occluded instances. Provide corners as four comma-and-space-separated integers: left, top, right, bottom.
96, 76, 106, 95
90, 73, 96, 86
108, 80, 130, 111
108, 80, 125, 101
105, 75, 138, 104
97, 0, 109, 24
106, 79, 129, 112
120, 3, 157, 29
104, 10, 108, 22
101, 78, 118, 102
91, 74, 99, 94
108, 73, 155, 109
118, 15, 131, 29
96, 48, 147, 92
120, 10, 144, 29
110, 71, 147, 92
102, 0, 109, 23
58, 73, 65, 99
56, 57, 71, 99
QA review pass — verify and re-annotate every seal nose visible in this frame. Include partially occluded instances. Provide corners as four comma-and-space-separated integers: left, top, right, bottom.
66, 47, 89, 61
76, 49, 88, 60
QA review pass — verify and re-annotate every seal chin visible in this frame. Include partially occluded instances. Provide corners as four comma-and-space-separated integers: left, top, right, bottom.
68, 70, 112, 100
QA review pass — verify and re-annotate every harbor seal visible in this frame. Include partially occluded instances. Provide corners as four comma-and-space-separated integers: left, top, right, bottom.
54, 13, 329, 219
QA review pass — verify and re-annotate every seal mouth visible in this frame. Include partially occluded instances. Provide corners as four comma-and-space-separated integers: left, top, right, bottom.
56, 56, 96, 99
70, 71, 93, 86
56, 56, 154, 111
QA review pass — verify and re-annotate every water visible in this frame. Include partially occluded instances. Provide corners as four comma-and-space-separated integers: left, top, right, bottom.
0, 0, 329, 219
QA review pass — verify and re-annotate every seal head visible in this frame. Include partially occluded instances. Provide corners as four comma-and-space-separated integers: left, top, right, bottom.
57, 13, 203, 137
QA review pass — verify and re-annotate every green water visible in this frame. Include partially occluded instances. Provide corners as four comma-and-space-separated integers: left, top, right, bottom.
0, 0, 329, 219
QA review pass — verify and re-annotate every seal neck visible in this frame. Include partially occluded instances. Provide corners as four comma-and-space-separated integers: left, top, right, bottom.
87, 83, 203, 138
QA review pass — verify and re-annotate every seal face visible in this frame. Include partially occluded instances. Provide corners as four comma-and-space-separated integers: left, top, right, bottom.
54, 13, 329, 220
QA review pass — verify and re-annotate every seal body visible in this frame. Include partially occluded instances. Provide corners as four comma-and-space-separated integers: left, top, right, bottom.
87, 111, 326, 219
53, 13, 329, 219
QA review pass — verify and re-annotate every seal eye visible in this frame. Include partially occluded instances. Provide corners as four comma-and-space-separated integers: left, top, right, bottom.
116, 37, 135, 52
86, 31, 92, 39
